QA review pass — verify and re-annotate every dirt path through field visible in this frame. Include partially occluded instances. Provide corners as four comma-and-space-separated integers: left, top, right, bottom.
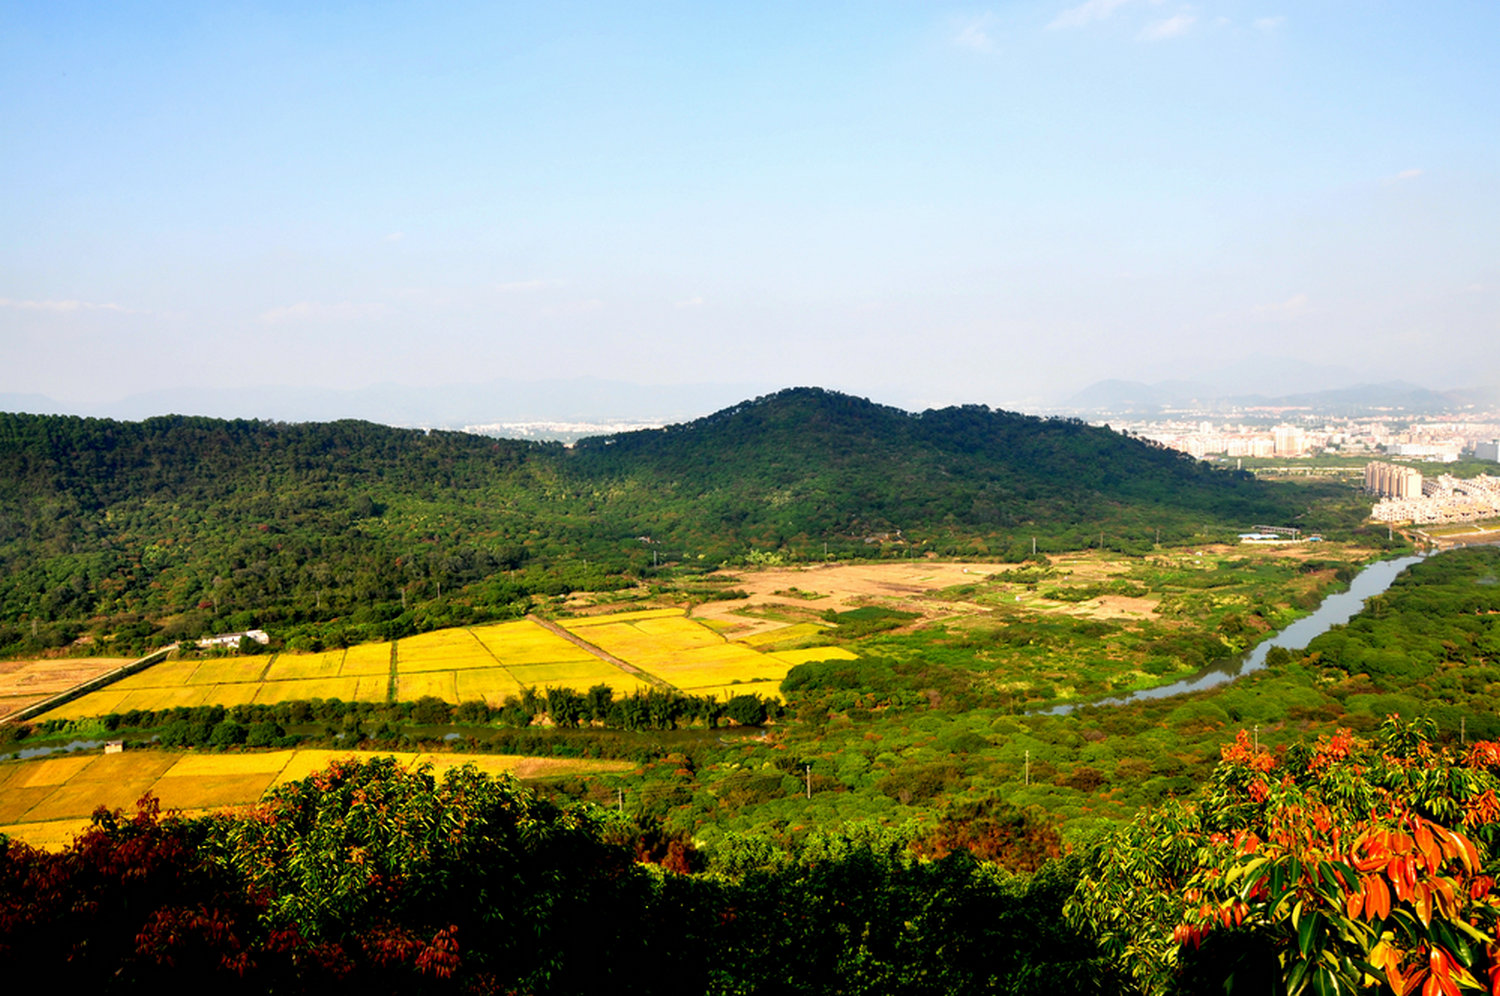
526, 616, 672, 689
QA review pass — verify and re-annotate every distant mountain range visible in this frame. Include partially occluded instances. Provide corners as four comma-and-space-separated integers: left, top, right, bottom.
8, 375, 1494, 435
1062, 379, 1500, 415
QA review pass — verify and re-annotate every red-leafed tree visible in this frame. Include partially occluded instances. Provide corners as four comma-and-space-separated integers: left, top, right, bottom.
0, 796, 270, 989
1070, 717, 1500, 995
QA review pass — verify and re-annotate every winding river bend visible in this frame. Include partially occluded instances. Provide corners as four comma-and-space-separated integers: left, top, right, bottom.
1045, 551, 1429, 715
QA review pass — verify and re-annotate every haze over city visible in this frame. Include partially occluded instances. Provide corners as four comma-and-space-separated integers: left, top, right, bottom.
4, 2, 1497, 422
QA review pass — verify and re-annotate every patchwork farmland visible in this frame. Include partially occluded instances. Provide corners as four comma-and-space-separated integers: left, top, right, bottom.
0, 748, 635, 848
39, 612, 857, 721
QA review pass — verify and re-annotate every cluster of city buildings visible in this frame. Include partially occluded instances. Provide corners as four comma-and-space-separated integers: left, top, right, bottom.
1124, 414, 1500, 464
1366, 466, 1500, 525
1364, 461, 1424, 498
1107, 409, 1500, 527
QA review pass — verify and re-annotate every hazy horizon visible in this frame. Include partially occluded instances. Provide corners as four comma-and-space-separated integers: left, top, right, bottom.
5, 3, 1497, 410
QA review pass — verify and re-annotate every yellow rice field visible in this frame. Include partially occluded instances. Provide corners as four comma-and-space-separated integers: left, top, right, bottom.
340, 642, 393, 675
555, 614, 844, 700
564, 608, 684, 626
263, 649, 346, 681
0, 748, 634, 849
38, 610, 855, 721
737, 622, 830, 647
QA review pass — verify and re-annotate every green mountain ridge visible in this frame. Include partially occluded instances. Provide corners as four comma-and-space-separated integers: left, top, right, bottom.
0, 387, 1331, 656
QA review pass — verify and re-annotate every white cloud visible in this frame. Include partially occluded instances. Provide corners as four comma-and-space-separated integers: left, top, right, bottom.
674, 296, 705, 309
1254, 293, 1309, 318
1139, 13, 1196, 40
953, 13, 998, 51
383, 231, 405, 243
0, 297, 141, 314
1253, 16, 1285, 30
1395, 168, 1423, 181
1050, 0, 1133, 30
257, 301, 386, 324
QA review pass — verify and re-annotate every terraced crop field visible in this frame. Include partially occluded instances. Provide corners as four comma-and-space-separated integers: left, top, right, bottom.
0, 748, 634, 849
38, 612, 857, 721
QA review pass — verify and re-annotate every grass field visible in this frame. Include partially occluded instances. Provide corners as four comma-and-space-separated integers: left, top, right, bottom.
37, 611, 856, 720
0, 748, 634, 848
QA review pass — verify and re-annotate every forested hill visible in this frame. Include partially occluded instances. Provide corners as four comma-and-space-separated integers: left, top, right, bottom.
0, 388, 1325, 655
569, 387, 1287, 538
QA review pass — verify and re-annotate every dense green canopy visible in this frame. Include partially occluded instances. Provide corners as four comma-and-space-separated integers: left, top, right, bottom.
0, 388, 1323, 656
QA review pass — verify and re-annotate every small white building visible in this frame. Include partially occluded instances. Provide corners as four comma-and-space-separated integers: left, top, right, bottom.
197, 628, 270, 650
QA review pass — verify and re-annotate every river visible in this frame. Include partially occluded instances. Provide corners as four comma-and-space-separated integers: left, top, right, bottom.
1044, 551, 1430, 714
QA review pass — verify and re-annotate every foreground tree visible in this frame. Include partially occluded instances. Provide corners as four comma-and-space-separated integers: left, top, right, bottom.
1069, 717, 1500, 994
2, 755, 1109, 992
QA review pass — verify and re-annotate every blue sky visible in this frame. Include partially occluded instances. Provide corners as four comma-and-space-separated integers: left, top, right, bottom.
3, 1, 1497, 413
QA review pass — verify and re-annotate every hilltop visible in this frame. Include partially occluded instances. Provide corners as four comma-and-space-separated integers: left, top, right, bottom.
0, 387, 1335, 656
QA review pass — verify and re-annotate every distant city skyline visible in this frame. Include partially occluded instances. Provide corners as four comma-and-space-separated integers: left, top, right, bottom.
4, 2, 1497, 411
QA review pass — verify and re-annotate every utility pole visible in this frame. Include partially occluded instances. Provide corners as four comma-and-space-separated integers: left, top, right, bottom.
1024, 750, 1030, 787
805, 764, 812, 799
1254, 724, 1260, 753
1032, 537, 1037, 556
617, 787, 624, 812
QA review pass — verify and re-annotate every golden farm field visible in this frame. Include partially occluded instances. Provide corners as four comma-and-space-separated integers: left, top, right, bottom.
38, 612, 855, 721
556, 615, 858, 700
0, 748, 634, 849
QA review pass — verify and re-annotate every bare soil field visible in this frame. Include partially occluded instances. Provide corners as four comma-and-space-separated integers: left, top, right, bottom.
680, 543, 1379, 636
685, 560, 1005, 639
0, 658, 133, 720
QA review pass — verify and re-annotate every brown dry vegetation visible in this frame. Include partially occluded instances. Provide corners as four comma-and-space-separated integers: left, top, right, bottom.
0, 658, 133, 719
687, 560, 1003, 638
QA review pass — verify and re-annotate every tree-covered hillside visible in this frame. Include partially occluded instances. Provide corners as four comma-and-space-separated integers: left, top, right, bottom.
0, 388, 1339, 656
569, 387, 1295, 549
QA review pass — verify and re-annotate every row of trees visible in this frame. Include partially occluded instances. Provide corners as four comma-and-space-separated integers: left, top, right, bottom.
35, 687, 783, 754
